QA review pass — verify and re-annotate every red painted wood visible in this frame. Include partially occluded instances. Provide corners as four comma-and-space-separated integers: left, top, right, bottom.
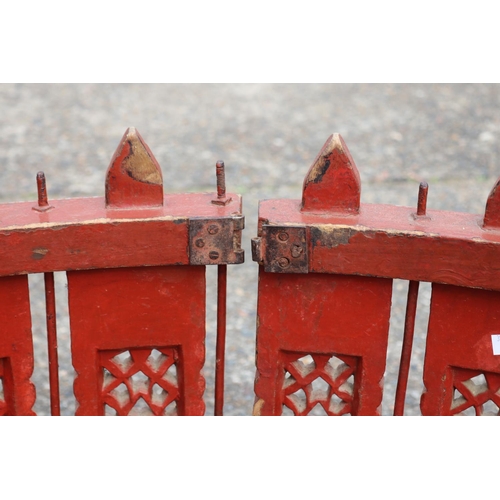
257, 200, 500, 292
483, 176, 500, 229
301, 134, 361, 214
61, 129, 222, 416
0, 275, 36, 415
0, 127, 242, 416
253, 271, 392, 416
0, 192, 241, 277
254, 133, 500, 417
421, 283, 500, 416
105, 127, 163, 208
68, 266, 206, 416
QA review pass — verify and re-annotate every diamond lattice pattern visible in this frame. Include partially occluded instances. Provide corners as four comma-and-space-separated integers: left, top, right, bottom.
0, 358, 6, 416
100, 347, 179, 416
282, 352, 358, 416
451, 367, 500, 416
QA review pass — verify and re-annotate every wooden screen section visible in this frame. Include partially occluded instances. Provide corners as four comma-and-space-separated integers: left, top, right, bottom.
254, 272, 392, 416
68, 266, 206, 416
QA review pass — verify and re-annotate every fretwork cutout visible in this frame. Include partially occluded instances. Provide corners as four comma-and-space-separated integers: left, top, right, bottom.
451, 368, 500, 416
0, 359, 5, 416
281, 352, 358, 416
100, 347, 180, 416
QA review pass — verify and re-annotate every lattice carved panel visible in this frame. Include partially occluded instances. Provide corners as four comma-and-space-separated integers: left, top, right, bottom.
450, 367, 500, 416
100, 347, 180, 416
281, 352, 358, 416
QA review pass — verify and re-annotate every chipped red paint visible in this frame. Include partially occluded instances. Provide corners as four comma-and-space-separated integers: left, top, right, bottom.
301, 134, 361, 214
253, 133, 500, 416
0, 128, 243, 416
105, 128, 163, 208
421, 284, 500, 416
254, 135, 393, 416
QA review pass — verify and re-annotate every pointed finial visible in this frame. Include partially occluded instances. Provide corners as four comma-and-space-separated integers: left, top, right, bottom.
301, 134, 361, 213
105, 127, 163, 208
483, 177, 500, 229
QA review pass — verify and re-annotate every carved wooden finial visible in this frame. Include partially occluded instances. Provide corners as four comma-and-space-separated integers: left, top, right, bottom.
483, 176, 500, 229
105, 128, 163, 208
301, 134, 361, 214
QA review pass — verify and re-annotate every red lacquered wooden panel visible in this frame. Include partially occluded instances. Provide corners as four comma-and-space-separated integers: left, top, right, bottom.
68, 266, 206, 416
421, 283, 500, 416
253, 270, 393, 416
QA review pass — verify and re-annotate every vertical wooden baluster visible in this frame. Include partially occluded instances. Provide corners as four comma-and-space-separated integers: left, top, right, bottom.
37, 172, 61, 416
393, 182, 428, 416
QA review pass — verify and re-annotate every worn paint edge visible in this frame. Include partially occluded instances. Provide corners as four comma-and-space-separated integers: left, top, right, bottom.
0, 216, 187, 233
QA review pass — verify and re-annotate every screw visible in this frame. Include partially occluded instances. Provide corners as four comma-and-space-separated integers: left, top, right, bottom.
209, 251, 220, 260
291, 245, 303, 258
278, 232, 289, 242
195, 239, 205, 248
208, 225, 219, 235
278, 257, 290, 268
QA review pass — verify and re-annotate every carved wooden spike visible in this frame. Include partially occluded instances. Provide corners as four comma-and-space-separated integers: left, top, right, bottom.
483, 177, 500, 229
105, 127, 163, 208
301, 134, 361, 213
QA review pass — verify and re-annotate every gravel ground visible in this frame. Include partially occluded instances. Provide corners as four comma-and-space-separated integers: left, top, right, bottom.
1, 83, 499, 416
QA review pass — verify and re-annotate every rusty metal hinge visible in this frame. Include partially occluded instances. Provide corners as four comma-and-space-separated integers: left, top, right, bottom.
189, 214, 245, 265
252, 224, 308, 273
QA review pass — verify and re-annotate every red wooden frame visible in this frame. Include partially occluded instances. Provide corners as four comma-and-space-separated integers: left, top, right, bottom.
0, 127, 244, 415
253, 133, 500, 416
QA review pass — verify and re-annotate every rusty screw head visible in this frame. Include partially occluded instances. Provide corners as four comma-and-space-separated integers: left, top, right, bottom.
195, 238, 205, 248
278, 257, 290, 268
209, 251, 220, 260
291, 245, 303, 258
278, 231, 289, 242
208, 225, 219, 235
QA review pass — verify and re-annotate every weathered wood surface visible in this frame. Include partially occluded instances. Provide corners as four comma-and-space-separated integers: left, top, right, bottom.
0, 192, 242, 276
258, 199, 500, 291
254, 132, 500, 416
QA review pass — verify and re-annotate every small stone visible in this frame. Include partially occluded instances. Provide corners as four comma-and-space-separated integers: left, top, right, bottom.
479, 131, 495, 142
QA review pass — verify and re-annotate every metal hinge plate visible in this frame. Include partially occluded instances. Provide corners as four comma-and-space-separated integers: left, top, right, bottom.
252, 225, 308, 273
189, 214, 245, 265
